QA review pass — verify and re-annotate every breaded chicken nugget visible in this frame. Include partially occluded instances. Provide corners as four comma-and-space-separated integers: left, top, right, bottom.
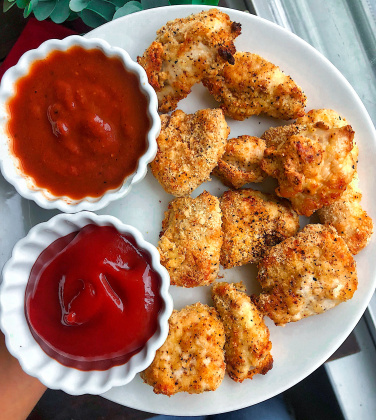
150, 109, 230, 197
202, 52, 306, 120
212, 135, 267, 188
254, 224, 358, 326
141, 303, 226, 396
296, 108, 348, 127
137, 9, 241, 113
261, 122, 356, 216
317, 175, 373, 254
261, 123, 303, 147
212, 282, 273, 382
158, 191, 222, 287
220, 188, 299, 269
295, 109, 372, 252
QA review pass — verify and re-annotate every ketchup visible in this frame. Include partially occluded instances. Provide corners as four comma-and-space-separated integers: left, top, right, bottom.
25, 224, 163, 371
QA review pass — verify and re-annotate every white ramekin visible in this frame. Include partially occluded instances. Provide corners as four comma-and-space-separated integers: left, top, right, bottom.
0, 35, 160, 213
0, 211, 172, 395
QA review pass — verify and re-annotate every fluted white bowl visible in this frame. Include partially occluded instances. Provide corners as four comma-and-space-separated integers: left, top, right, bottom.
0, 35, 160, 213
0, 211, 172, 395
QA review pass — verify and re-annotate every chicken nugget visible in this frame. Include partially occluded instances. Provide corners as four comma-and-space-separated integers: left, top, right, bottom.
212, 135, 267, 188
295, 109, 373, 252
261, 122, 356, 216
212, 282, 273, 382
254, 224, 358, 326
220, 188, 299, 269
141, 302, 226, 396
203, 52, 306, 120
158, 191, 222, 287
295, 108, 348, 127
150, 109, 230, 197
317, 174, 373, 254
138, 9, 241, 113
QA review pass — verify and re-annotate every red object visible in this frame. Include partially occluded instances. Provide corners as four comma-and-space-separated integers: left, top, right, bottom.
7, 46, 150, 199
25, 224, 163, 371
0, 18, 77, 81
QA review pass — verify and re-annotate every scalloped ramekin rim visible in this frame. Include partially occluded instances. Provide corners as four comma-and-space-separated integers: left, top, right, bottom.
0, 211, 173, 395
0, 35, 160, 213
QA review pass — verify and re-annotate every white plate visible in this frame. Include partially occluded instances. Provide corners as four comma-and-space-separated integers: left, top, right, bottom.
1, 4, 375, 417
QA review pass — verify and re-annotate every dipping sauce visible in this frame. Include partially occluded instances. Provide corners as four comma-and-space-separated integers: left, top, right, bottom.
25, 224, 163, 371
7, 46, 150, 199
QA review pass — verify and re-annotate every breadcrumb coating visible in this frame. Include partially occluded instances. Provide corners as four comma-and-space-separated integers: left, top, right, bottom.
255, 224, 358, 326
150, 109, 230, 197
212, 282, 273, 382
158, 191, 222, 287
317, 175, 373, 254
298, 110, 373, 254
137, 9, 241, 113
141, 303, 226, 396
203, 52, 306, 120
212, 135, 267, 188
296, 108, 348, 127
261, 121, 356, 216
220, 188, 299, 269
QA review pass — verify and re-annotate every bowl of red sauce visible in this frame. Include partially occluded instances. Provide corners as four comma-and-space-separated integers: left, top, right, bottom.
0, 36, 160, 212
0, 212, 173, 395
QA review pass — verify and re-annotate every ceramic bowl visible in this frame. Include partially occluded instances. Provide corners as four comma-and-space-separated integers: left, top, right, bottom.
0, 35, 160, 213
0, 211, 172, 395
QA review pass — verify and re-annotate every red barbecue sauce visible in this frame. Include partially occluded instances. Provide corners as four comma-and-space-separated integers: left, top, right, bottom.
25, 224, 163, 371
7, 46, 150, 199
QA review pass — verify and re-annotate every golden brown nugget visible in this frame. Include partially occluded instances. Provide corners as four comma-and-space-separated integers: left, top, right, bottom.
141, 303, 226, 396
212, 135, 267, 188
150, 109, 230, 197
261, 122, 356, 216
317, 175, 373, 255
254, 224, 358, 326
212, 282, 273, 382
203, 52, 306, 120
296, 110, 373, 253
137, 9, 241, 113
158, 191, 222, 287
295, 108, 349, 127
220, 189, 299, 269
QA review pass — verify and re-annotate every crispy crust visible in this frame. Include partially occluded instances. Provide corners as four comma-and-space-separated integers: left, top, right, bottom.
158, 191, 222, 287
212, 135, 267, 188
261, 122, 356, 216
203, 51, 306, 120
220, 188, 299, 268
297, 110, 373, 253
141, 303, 226, 396
150, 109, 230, 197
212, 282, 273, 382
254, 224, 358, 326
317, 175, 373, 254
137, 9, 241, 113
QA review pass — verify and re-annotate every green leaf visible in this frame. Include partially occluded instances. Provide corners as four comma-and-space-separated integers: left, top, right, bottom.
50, 0, 71, 23
33, 0, 55, 20
66, 10, 79, 20
69, 0, 90, 12
113, 0, 142, 19
16, 0, 29, 8
80, 8, 108, 27
3, 0, 16, 12
85, 0, 116, 21
23, 0, 38, 17
103, 0, 125, 7
141, 0, 168, 9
